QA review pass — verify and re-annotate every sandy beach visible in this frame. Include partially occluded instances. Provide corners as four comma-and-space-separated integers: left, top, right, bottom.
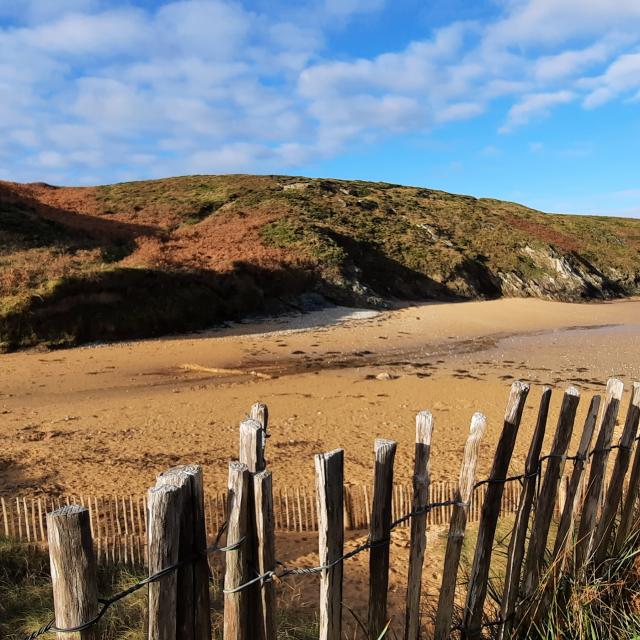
1, 296, 639, 497
2, 296, 640, 630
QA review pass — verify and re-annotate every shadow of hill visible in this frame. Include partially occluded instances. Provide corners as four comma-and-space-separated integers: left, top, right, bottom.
0, 262, 316, 351
321, 229, 502, 300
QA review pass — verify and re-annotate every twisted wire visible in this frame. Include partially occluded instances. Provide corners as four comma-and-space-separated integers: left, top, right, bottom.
22, 435, 633, 638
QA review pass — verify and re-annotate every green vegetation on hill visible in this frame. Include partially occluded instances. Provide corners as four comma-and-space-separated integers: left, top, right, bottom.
1, 174, 639, 350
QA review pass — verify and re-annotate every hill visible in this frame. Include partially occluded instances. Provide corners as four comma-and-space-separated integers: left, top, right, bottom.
1, 174, 639, 350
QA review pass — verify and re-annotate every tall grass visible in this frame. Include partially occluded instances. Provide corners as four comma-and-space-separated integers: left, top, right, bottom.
516, 530, 640, 640
0, 539, 317, 640
4, 524, 640, 640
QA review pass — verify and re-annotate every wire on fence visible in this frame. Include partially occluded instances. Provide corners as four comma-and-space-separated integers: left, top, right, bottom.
23, 530, 243, 640
21, 436, 631, 639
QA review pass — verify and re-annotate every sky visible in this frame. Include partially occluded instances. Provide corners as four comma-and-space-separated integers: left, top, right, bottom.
0, 0, 639, 216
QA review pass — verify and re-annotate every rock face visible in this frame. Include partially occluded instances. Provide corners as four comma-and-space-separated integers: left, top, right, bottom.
496, 246, 625, 300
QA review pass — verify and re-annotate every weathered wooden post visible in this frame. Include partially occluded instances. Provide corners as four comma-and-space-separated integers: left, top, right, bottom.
224, 461, 250, 640
552, 394, 601, 561
520, 386, 580, 618
148, 484, 183, 640
250, 402, 269, 434
254, 470, 277, 640
434, 413, 487, 640
404, 411, 434, 640
463, 381, 530, 639
316, 449, 344, 640
47, 505, 99, 640
615, 383, 640, 552
368, 438, 398, 640
156, 465, 211, 640
498, 386, 552, 640
240, 418, 266, 474
593, 382, 640, 564
239, 417, 267, 633
575, 378, 624, 572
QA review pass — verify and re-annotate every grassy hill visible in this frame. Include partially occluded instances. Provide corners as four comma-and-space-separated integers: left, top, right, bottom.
1, 174, 639, 350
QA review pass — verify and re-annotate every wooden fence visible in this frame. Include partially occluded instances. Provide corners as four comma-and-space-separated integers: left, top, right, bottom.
0, 481, 523, 542
2, 478, 583, 565
14, 380, 640, 640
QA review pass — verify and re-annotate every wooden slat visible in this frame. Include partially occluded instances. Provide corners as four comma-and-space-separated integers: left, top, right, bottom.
593, 382, 640, 564
498, 386, 552, 640
552, 395, 601, 561
1, 497, 10, 538
47, 505, 98, 640
463, 381, 530, 639
254, 470, 277, 640
404, 411, 434, 640
224, 461, 250, 640
368, 438, 397, 639
316, 450, 344, 640
434, 413, 487, 640
520, 386, 580, 623
616, 383, 640, 552
575, 378, 624, 571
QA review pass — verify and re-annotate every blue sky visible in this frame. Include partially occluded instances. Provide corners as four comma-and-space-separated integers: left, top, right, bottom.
1, 1, 639, 216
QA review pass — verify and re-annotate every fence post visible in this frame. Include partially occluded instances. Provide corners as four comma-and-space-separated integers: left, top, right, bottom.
254, 470, 277, 640
404, 411, 434, 640
463, 381, 530, 639
615, 383, 640, 552
250, 402, 269, 434
368, 438, 397, 640
148, 484, 183, 640
156, 465, 211, 640
593, 382, 640, 564
1, 497, 9, 537
519, 386, 580, 624
47, 505, 98, 640
575, 378, 624, 572
224, 461, 250, 640
552, 394, 601, 561
316, 449, 344, 640
434, 413, 487, 640
239, 417, 267, 632
239, 418, 266, 473
497, 386, 552, 640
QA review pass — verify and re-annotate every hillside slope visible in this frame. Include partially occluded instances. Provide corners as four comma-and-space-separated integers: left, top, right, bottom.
1, 174, 639, 350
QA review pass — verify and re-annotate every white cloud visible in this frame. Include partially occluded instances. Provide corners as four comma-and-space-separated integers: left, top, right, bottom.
486, 0, 640, 47
500, 90, 575, 132
1, 0, 640, 183
15, 8, 147, 55
583, 52, 640, 107
436, 102, 485, 123
533, 38, 621, 82
323, 0, 385, 18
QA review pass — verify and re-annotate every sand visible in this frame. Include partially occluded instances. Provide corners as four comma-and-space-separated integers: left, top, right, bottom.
3, 296, 640, 632
2, 296, 639, 496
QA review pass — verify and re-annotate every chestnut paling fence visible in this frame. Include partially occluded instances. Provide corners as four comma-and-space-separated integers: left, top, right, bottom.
14, 378, 640, 640
3, 477, 593, 563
